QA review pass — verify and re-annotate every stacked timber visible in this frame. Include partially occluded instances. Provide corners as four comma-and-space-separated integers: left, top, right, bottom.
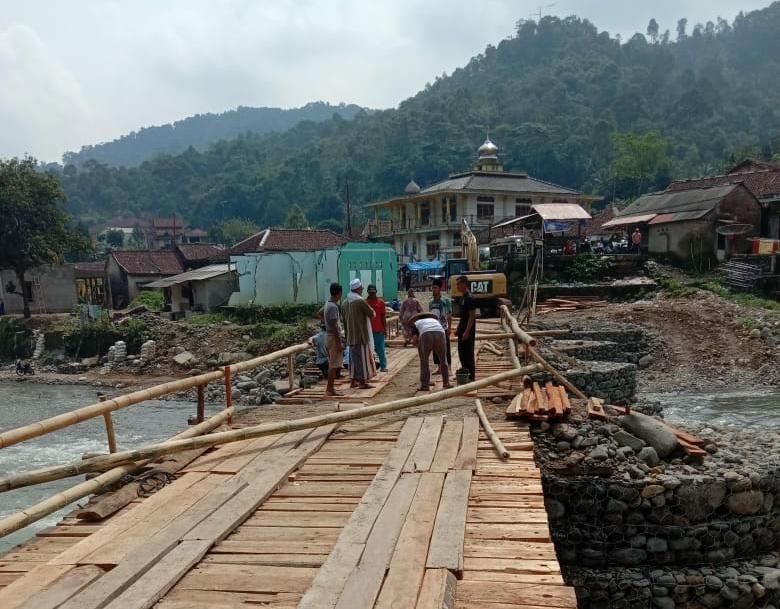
536, 297, 608, 315
506, 381, 571, 422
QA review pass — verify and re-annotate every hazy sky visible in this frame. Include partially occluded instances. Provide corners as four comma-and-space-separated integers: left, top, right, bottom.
0, 1, 771, 162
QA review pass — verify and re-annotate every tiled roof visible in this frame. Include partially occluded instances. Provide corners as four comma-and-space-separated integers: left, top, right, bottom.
619, 184, 740, 217
229, 228, 349, 255
74, 261, 106, 278
420, 171, 581, 196
111, 251, 184, 276
176, 244, 227, 262
667, 169, 780, 200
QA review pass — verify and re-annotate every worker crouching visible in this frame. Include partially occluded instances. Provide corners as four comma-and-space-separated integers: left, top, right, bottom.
410, 313, 451, 391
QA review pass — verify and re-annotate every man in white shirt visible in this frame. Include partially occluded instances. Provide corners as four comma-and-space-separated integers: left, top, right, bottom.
411, 314, 451, 391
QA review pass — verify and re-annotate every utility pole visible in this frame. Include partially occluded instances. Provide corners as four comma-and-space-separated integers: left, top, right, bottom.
344, 178, 353, 238
530, 3, 555, 21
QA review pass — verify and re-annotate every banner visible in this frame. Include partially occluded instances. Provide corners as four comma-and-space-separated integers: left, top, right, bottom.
543, 219, 586, 233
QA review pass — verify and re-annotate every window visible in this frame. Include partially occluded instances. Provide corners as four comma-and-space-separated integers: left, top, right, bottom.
552, 198, 569, 204
426, 235, 439, 258
441, 197, 457, 223
477, 203, 494, 221
452, 232, 461, 248
420, 201, 431, 226
515, 204, 531, 217
476, 195, 495, 203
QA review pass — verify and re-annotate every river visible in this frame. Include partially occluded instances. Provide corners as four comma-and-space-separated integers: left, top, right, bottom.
0, 381, 221, 553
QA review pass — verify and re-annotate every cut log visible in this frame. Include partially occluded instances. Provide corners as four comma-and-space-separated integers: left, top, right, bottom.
587, 397, 607, 421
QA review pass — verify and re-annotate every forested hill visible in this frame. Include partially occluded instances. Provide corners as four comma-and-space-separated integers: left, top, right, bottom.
62, 102, 363, 168
57, 3, 780, 230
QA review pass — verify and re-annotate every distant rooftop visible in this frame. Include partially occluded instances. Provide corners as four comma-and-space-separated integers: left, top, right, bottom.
229, 228, 350, 255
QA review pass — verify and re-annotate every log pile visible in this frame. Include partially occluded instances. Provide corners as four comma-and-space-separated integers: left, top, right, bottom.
536, 297, 608, 315
506, 381, 571, 422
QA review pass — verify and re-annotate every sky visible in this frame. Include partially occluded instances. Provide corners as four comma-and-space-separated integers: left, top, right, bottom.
0, 0, 772, 162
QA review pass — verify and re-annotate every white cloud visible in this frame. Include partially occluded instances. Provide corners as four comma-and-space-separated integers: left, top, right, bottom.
0, 1, 772, 162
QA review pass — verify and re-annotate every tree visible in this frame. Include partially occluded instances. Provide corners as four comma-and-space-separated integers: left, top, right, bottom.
105, 229, 125, 249
676, 18, 688, 40
646, 18, 659, 43
284, 205, 308, 229
610, 132, 670, 196
128, 225, 146, 249
208, 218, 259, 246
0, 157, 86, 318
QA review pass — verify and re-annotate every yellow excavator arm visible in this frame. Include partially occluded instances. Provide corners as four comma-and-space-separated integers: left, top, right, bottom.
461, 218, 479, 271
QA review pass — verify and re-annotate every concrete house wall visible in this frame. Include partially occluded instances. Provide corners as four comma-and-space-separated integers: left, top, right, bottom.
0, 265, 77, 314
168, 274, 237, 313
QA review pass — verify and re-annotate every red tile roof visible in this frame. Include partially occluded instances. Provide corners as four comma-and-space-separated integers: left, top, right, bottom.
229, 228, 349, 255
111, 251, 184, 275
667, 169, 780, 200
176, 244, 226, 262
74, 261, 106, 278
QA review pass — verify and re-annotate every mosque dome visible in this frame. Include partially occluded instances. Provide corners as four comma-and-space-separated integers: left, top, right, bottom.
478, 137, 499, 158
404, 179, 421, 195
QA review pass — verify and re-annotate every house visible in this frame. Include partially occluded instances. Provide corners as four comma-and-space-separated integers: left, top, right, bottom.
363, 138, 600, 262
175, 244, 228, 269
106, 251, 184, 309
602, 184, 762, 261
227, 228, 398, 306
667, 159, 780, 239
143, 264, 237, 315
94, 216, 211, 250
0, 265, 78, 314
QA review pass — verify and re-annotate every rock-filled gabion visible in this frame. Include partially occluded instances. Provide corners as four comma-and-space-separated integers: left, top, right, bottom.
532, 361, 638, 404
564, 555, 780, 609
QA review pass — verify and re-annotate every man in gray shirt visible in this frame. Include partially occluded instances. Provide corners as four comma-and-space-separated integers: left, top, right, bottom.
324, 282, 344, 396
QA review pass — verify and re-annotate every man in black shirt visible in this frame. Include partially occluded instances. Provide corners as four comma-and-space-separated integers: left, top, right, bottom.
455, 275, 477, 381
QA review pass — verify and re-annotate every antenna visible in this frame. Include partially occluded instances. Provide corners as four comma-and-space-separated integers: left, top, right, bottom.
530, 3, 555, 21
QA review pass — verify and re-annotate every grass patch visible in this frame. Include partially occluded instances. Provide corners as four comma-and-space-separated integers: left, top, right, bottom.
247, 320, 311, 354
230, 304, 320, 325
655, 273, 697, 298
185, 313, 228, 327
696, 280, 780, 312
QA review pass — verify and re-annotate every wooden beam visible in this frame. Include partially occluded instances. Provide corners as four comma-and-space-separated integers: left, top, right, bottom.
427, 469, 472, 573
475, 399, 509, 459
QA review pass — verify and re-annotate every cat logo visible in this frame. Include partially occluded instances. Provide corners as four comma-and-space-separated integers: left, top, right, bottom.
470, 280, 493, 294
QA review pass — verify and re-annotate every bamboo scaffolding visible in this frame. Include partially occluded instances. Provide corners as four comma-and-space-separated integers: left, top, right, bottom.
0, 342, 311, 449
475, 399, 510, 458
499, 304, 537, 347
0, 407, 235, 539
0, 365, 542, 497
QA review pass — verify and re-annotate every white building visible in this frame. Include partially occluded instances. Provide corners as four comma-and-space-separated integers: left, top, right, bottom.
363, 139, 599, 262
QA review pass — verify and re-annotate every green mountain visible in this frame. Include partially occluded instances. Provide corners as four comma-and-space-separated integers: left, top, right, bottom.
56, 3, 780, 230
62, 102, 363, 168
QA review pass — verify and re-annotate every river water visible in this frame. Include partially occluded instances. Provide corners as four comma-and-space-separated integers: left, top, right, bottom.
0, 381, 221, 553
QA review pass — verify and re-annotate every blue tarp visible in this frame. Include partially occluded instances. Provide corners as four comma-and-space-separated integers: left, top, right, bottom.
404, 260, 443, 272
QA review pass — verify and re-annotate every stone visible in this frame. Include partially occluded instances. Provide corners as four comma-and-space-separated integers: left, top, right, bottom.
607, 499, 628, 513
81, 356, 100, 367
637, 446, 660, 466
545, 499, 565, 519
614, 430, 646, 451
236, 381, 257, 391
254, 368, 273, 383
638, 354, 655, 369
553, 424, 578, 441
588, 445, 609, 460
620, 412, 678, 458
641, 484, 665, 498
726, 490, 764, 515
652, 597, 675, 609
272, 379, 291, 395
749, 328, 761, 338
173, 351, 195, 366
612, 548, 647, 565
646, 537, 667, 552
230, 387, 242, 400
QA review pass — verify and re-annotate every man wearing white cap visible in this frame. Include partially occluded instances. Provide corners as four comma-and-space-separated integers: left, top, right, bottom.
343, 278, 376, 389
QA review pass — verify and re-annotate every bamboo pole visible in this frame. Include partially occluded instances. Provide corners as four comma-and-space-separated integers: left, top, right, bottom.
196, 386, 205, 424
102, 413, 117, 454
0, 342, 311, 450
475, 399, 509, 458
0, 407, 235, 539
288, 354, 295, 391
0, 365, 542, 495
499, 304, 537, 347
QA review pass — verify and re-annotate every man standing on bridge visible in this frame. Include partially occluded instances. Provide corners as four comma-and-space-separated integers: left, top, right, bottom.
455, 275, 477, 381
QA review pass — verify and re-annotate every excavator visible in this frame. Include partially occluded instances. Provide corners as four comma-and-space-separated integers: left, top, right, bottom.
446, 219, 508, 317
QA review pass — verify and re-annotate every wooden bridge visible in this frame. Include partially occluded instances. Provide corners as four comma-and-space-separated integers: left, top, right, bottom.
0, 316, 577, 609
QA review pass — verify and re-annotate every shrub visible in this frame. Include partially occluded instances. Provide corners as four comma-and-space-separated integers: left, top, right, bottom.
560, 255, 614, 283
230, 304, 320, 325
0, 318, 31, 360
63, 317, 148, 358
129, 291, 165, 312
247, 320, 311, 354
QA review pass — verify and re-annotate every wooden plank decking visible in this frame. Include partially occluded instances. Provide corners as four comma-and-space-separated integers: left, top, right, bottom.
0, 334, 575, 609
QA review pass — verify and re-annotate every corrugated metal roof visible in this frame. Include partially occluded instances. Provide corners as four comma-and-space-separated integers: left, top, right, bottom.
618, 184, 738, 216
532, 203, 591, 220
420, 171, 581, 195
144, 264, 232, 288
648, 210, 711, 225
601, 214, 658, 228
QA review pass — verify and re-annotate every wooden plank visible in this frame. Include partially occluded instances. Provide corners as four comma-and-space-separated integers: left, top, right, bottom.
245, 511, 350, 528
455, 581, 577, 608
295, 542, 364, 609
213, 540, 333, 555
334, 473, 421, 609
430, 420, 463, 473
229, 527, 339, 543
558, 386, 571, 414
462, 556, 560, 574
17, 565, 104, 609
0, 564, 73, 609
374, 472, 445, 609
461, 570, 565, 585
465, 523, 551, 542
103, 540, 212, 609
453, 417, 479, 471
415, 568, 456, 609
175, 563, 317, 593
159, 589, 300, 609
210, 434, 281, 473
467, 507, 548, 524
403, 416, 443, 473
587, 397, 607, 421
338, 417, 423, 545
427, 469, 471, 572
463, 540, 557, 560
202, 553, 327, 567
